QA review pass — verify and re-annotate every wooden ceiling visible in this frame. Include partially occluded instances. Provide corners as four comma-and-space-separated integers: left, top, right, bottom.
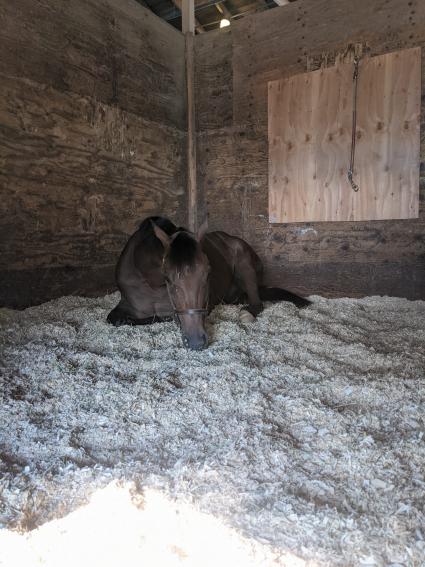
137, 0, 298, 32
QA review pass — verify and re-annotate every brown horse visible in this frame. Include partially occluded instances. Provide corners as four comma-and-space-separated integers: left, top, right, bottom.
107, 216, 310, 350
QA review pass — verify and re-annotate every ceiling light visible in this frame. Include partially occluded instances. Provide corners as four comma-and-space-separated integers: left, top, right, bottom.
220, 18, 230, 28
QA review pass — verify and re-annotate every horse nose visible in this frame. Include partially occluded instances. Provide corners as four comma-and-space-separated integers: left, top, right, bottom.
186, 333, 208, 350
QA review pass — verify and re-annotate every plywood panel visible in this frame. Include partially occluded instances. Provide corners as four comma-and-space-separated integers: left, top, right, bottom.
355, 48, 421, 221
0, 74, 186, 273
0, 0, 186, 128
0, 0, 187, 307
268, 47, 421, 223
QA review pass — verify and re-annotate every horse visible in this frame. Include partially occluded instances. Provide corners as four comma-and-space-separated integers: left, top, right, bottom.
107, 216, 311, 350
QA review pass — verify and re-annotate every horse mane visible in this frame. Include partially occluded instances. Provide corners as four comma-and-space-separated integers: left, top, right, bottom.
137, 216, 177, 255
137, 217, 198, 269
168, 231, 198, 270
139, 216, 177, 237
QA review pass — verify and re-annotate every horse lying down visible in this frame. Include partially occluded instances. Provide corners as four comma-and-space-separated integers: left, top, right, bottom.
107, 216, 311, 350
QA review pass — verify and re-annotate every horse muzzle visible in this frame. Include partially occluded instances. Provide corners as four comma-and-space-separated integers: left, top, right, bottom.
183, 332, 208, 351
175, 307, 209, 350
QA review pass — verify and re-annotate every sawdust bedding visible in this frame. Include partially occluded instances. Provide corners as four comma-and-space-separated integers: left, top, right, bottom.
0, 292, 424, 566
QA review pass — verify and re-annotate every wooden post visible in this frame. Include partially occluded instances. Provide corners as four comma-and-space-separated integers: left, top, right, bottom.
182, 0, 195, 33
176, 0, 204, 33
185, 33, 197, 232
183, 0, 197, 232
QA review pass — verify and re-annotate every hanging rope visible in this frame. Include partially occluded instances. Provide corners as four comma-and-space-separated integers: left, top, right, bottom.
348, 56, 360, 192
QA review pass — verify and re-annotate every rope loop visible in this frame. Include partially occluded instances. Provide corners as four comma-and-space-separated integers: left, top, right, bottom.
348, 56, 361, 192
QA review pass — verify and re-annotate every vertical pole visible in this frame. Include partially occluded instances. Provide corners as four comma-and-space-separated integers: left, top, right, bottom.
182, 0, 195, 34
182, 0, 197, 232
185, 33, 197, 232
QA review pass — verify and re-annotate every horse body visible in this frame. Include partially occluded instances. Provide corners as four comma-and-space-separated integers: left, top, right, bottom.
108, 216, 310, 349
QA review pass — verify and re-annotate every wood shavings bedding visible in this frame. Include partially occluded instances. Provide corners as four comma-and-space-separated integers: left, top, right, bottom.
0, 293, 424, 566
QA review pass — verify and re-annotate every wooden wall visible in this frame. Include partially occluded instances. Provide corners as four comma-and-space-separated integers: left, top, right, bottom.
0, 0, 186, 307
195, 0, 425, 299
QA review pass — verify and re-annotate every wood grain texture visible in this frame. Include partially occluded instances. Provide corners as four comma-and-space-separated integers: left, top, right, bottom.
0, 74, 186, 269
268, 48, 421, 223
198, 128, 425, 257
198, 127, 425, 299
232, 0, 425, 128
194, 28, 233, 131
354, 48, 421, 220
268, 63, 353, 224
195, 0, 425, 299
0, 0, 186, 307
0, 0, 186, 129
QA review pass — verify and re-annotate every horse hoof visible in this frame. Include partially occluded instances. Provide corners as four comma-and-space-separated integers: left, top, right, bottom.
240, 309, 255, 324
107, 312, 131, 326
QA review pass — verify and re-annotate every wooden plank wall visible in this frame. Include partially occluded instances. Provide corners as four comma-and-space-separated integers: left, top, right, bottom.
0, 0, 186, 307
195, 0, 425, 299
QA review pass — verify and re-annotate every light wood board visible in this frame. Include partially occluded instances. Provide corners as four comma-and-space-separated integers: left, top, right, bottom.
268, 47, 421, 223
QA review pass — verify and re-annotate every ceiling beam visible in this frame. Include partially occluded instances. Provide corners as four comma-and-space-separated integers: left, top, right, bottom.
215, 1, 232, 21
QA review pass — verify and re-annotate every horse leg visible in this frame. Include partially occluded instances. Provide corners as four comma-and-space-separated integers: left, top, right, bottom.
235, 256, 263, 318
107, 298, 171, 327
107, 298, 138, 326
108, 310, 171, 326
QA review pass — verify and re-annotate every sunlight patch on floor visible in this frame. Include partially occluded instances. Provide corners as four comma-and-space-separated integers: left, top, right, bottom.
0, 481, 308, 567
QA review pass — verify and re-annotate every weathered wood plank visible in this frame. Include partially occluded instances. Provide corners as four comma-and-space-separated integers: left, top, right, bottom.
0, 74, 186, 273
0, 0, 186, 307
0, 0, 186, 128
262, 259, 425, 301
194, 28, 233, 130
0, 266, 116, 309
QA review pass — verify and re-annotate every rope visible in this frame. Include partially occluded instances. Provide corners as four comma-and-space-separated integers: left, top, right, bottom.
348, 56, 360, 192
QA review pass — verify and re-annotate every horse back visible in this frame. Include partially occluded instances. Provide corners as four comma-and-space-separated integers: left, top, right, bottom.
204, 231, 263, 273
202, 231, 263, 305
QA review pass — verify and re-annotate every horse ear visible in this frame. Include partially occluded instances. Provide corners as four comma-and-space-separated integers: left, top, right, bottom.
197, 218, 208, 242
152, 222, 171, 250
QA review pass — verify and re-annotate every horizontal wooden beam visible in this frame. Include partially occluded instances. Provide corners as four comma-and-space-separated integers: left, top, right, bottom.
216, 2, 232, 20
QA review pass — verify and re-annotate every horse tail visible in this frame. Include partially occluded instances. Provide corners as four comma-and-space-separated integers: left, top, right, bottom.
259, 287, 311, 308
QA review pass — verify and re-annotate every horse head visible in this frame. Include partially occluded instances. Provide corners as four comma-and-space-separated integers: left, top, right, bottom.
153, 221, 210, 350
